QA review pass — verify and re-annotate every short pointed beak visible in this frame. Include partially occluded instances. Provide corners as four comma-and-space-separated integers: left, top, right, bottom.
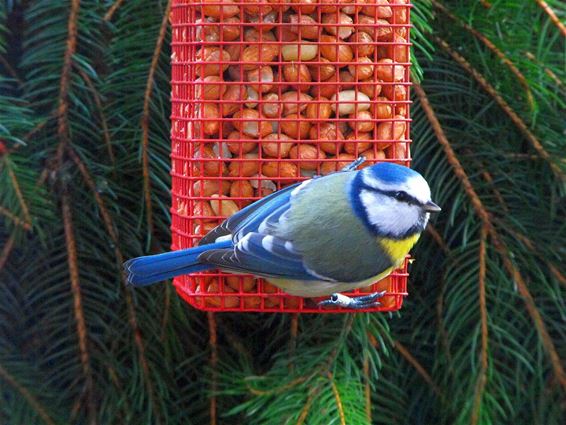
423, 201, 441, 213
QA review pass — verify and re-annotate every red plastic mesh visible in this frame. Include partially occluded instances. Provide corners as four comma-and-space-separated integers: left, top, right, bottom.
170, 1, 412, 313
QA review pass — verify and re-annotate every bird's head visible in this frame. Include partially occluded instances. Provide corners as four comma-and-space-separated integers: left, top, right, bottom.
349, 162, 441, 239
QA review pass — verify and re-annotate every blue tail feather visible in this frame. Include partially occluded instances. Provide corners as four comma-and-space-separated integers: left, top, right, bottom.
125, 240, 232, 287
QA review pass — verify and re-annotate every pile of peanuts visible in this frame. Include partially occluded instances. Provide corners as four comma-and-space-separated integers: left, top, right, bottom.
173, 0, 410, 308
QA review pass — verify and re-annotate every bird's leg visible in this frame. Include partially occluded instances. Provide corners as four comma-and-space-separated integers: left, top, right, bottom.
318, 290, 386, 309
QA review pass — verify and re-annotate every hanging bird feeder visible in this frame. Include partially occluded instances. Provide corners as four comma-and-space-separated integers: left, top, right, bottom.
170, 0, 412, 312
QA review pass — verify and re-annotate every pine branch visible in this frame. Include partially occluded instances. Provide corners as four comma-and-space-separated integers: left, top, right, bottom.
471, 225, 489, 425
61, 191, 96, 425
141, 0, 172, 240
524, 51, 565, 89
326, 372, 346, 425
432, 0, 535, 110
393, 341, 442, 397
0, 234, 15, 271
534, 0, 566, 36
289, 313, 299, 372
4, 157, 31, 226
426, 223, 449, 254
432, 36, 566, 181
512, 231, 566, 289
296, 386, 320, 425
0, 363, 56, 425
362, 353, 371, 423
55, 0, 81, 166
0, 53, 21, 85
67, 146, 162, 424
208, 312, 218, 425
104, 0, 126, 22
74, 66, 114, 165
415, 83, 566, 392
0, 205, 30, 230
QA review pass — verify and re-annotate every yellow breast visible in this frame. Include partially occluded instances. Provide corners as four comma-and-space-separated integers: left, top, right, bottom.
379, 234, 421, 267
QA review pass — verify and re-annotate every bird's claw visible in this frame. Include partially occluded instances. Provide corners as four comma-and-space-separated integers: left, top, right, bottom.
341, 156, 366, 172
313, 156, 366, 179
318, 291, 386, 309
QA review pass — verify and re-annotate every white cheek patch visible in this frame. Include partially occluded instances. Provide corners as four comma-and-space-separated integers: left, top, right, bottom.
360, 190, 420, 237
361, 171, 432, 205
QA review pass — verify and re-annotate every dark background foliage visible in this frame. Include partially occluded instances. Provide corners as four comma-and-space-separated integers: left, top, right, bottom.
1, 1, 565, 424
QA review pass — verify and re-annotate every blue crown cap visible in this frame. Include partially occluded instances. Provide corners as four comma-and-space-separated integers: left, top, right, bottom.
365, 162, 420, 183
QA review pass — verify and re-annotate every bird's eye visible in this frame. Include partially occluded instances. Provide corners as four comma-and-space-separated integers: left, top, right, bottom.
394, 191, 410, 202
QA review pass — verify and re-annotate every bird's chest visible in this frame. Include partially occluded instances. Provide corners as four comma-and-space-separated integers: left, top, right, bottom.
378, 234, 421, 266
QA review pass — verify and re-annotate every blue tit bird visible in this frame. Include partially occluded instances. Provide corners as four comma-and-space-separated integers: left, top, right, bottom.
124, 159, 440, 309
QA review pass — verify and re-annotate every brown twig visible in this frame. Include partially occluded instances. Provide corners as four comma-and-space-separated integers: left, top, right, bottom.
5, 159, 32, 225
435, 274, 455, 380
326, 372, 346, 425
432, 36, 565, 181
141, 0, 173, 238
426, 224, 450, 254
246, 376, 308, 397
62, 191, 96, 424
24, 118, 49, 142
533, 0, 566, 37
53, 3, 94, 418
461, 147, 510, 213
208, 312, 218, 425
106, 365, 130, 421
466, 152, 566, 289
55, 0, 81, 166
296, 385, 320, 425
479, 171, 508, 213
10, 117, 52, 155
394, 341, 442, 396
160, 284, 171, 341
0, 234, 16, 272
524, 52, 565, 89
289, 313, 299, 371
0, 54, 23, 86
68, 149, 118, 241
0, 206, 31, 231
432, 0, 535, 109
363, 353, 372, 423
74, 66, 115, 165
415, 83, 566, 391
0, 363, 56, 425
103, 0, 126, 22
67, 147, 161, 422
471, 225, 489, 425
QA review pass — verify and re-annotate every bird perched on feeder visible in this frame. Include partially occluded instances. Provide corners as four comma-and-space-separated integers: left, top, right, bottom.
124, 159, 440, 309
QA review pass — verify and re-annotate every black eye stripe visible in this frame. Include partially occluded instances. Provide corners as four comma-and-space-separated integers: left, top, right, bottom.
359, 184, 421, 206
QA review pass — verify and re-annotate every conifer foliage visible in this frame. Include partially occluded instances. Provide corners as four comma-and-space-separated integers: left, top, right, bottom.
1, 1, 565, 424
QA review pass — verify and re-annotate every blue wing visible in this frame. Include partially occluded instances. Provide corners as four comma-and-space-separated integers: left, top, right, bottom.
198, 182, 301, 246
196, 180, 333, 282
199, 233, 325, 281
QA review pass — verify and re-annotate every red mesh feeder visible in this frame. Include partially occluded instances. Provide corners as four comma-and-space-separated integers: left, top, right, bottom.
170, 1, 412, 312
